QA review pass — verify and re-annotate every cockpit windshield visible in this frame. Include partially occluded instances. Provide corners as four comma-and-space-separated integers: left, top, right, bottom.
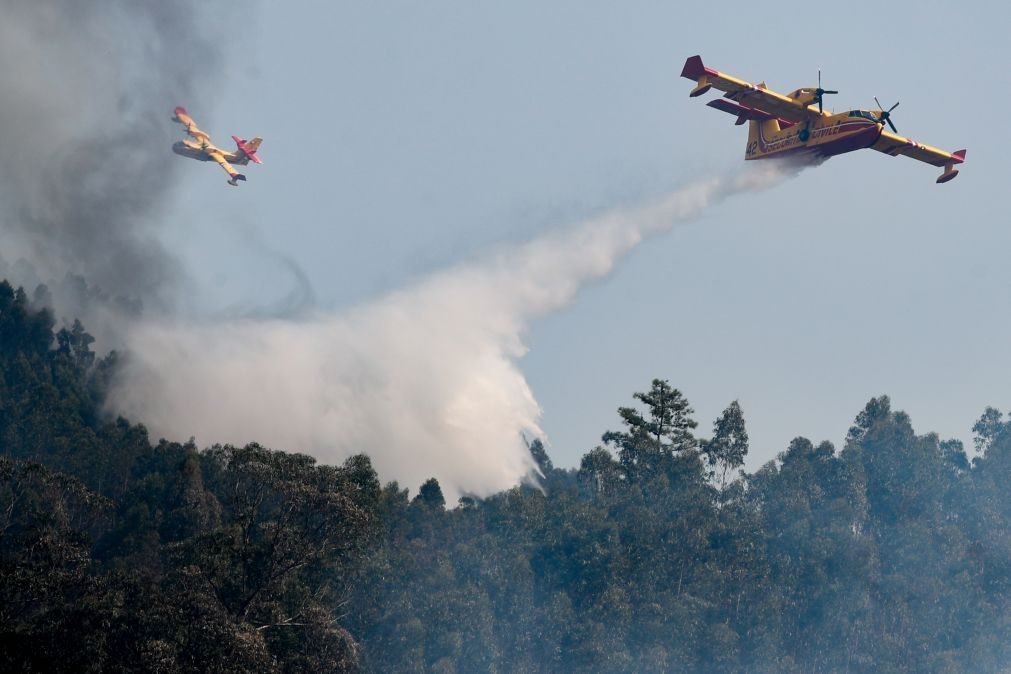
847, 110, 879, 122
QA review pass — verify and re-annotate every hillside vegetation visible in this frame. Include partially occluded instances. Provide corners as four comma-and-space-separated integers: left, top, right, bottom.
0, 281, 1008, 673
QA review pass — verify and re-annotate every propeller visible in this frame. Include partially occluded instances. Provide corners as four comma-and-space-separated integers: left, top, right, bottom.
814, 69, 838, 113
873, 96, 900, 133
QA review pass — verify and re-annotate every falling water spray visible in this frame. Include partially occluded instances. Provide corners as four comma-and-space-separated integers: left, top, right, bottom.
108, 157, 817, 502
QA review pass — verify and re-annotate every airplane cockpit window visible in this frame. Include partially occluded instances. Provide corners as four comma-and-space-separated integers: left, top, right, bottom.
848, 110, 878, 121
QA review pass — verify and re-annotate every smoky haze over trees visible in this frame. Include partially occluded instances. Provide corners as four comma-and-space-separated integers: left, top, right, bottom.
0, 4, 1007, 671
0, 287, 1008, 672
0, 0, 819, 503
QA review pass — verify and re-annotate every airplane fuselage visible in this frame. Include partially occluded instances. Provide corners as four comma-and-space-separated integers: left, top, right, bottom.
746, 111, 883, 161
681, 55, 965, 183
172, 139, 249, 165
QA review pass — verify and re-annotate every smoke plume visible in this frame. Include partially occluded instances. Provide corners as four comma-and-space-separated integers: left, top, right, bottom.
109, 160, 811, 501
0, 1, 817, 501
0, 0, 223, 343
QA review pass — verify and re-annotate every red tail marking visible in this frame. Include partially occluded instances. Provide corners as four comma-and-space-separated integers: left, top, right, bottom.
680, 55, 718, 81
232, 135, 263, 164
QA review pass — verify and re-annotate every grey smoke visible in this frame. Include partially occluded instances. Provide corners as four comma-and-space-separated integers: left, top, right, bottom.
0, 0, 225, 341
0, 1, 818, 500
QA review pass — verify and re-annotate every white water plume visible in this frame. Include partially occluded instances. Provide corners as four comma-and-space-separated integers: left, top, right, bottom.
109, 158, 814, 501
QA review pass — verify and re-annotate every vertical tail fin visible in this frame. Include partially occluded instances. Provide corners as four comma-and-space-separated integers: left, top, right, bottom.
231, 135, 264, 164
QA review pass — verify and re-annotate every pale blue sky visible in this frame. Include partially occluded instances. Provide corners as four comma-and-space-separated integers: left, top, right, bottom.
164, 1, 1008, 471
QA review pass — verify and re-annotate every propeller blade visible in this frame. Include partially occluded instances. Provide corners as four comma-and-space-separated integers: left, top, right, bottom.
888, 101, 900, 112
887, 118, 897, 133
823, 90, 839, 94
874, 96, 883, 110
818, 69, 822, 88
819, 99, 823, 113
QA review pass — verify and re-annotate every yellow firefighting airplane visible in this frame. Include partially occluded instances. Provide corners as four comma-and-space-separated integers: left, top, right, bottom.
172, 107, 263, 186
681, 56, 965, 183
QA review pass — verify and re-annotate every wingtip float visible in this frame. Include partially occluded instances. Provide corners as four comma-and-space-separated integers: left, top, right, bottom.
172, 107, 263, 186
680, 55, 966, 184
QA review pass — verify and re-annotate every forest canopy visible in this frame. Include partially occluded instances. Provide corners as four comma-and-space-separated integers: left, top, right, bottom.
0, 280, 1008, 673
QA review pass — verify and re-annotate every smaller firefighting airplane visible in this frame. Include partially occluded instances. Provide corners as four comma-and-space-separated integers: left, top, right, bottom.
681, 56, 965, 183
172, 107, 263, 186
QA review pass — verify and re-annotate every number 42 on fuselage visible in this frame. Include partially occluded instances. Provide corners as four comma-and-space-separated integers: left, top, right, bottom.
681, 55, 965, 183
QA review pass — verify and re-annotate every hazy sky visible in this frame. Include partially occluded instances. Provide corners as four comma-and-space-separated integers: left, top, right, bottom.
160, 1, 1006, 474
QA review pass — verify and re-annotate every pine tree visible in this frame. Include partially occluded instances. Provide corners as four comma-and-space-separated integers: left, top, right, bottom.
602, 378, 698, 481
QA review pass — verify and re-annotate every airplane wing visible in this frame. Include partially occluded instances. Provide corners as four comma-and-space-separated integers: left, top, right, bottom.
681, 55, 822, 124
207, 149, 246, 185
173, 106, 211, 142
872, 130, 966, 183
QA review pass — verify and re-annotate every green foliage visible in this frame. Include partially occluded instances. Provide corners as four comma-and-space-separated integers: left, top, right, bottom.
528, 437, 554, 474
1, 283, 1008, 673
350, 382, 1011, 673
414, 477, 446, 510
602, 378, 698, 482
0, 457, 112, 671
0, 285, 381, 671
702, 399, 749, 489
